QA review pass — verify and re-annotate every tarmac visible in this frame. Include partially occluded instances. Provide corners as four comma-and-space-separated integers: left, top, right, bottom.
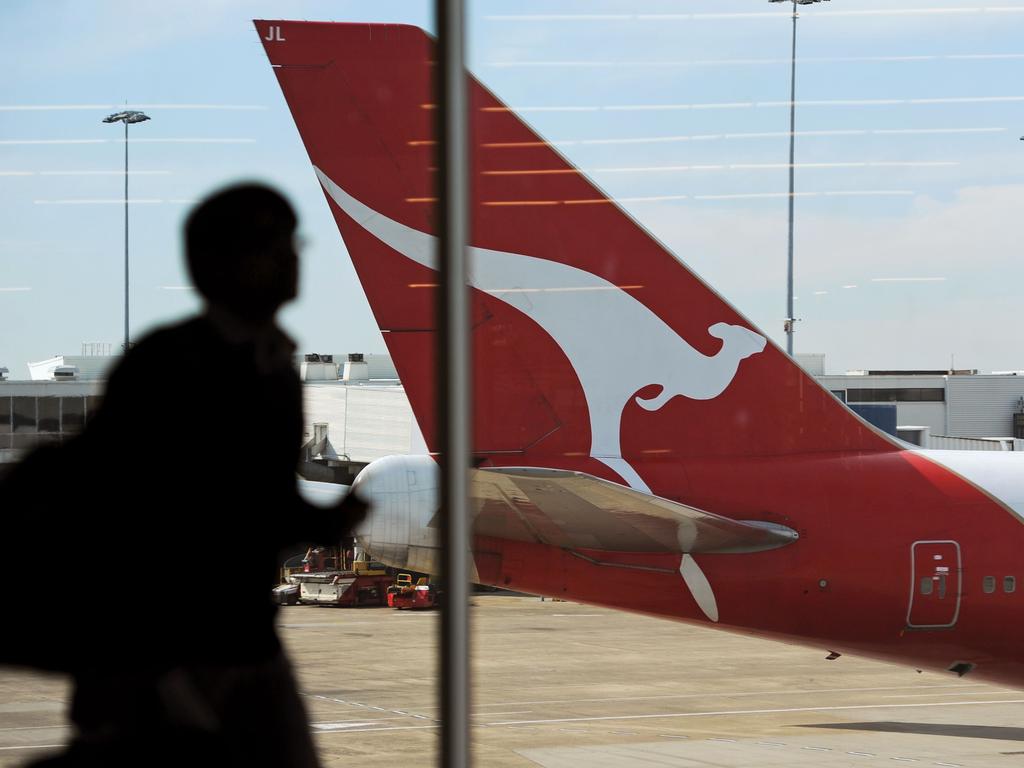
2, 595, 1024, 767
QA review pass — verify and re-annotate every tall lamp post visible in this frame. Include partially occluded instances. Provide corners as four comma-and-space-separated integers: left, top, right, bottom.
102, 110, 150, 353
435, 0, 472, 765
769, 0, 827, 356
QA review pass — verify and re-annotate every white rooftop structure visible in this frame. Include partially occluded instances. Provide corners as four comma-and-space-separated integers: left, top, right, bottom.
26, 354, 119, 382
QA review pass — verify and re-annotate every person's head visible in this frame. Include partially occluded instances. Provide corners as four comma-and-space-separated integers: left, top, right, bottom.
185, 183, 299, 323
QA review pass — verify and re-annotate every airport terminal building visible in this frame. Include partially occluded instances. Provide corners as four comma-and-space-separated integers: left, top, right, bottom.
4, 351, 1024, 470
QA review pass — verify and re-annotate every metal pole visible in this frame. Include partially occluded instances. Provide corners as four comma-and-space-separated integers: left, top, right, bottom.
123, 118, 130, 353
435, 0, 472, 766
785, 0, 797, 356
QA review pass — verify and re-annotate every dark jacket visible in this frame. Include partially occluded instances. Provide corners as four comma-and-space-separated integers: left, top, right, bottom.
2, 314, 342, 672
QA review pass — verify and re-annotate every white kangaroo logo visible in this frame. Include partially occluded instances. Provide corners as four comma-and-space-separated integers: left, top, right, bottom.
316, 166, 766, 492
316, 167, 767, 622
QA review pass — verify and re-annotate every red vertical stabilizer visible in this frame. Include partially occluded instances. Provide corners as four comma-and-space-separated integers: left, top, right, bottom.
257, 20, 896, 496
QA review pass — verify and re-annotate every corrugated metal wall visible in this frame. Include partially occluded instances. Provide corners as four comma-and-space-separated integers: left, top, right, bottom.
946, 377, 1024, 438
928, 435, 1012, 451
895, 403, 947, 434
303, 384, 414, 462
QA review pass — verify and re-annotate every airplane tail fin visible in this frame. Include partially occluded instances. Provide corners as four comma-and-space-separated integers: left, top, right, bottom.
258, 20, 896, 494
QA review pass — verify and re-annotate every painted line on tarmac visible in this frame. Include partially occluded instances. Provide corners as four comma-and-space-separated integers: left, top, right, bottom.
312, 722, 383, 731
0, 725, 67, 732
416, 682, 992, 710
486, 697, 1024, 726
310, 715, 410, 723
304, 692, 533, 722
472, 711, 533, 716
881, 689, 1016, 698
0, 745, 63, 751
314, 723, 440, 734
304, 693, 436, 721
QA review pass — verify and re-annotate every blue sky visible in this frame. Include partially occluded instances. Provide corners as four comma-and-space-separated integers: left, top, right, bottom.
2, 0, 1023, 375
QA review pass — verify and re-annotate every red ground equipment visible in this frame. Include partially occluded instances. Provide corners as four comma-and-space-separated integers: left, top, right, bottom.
387, 574, 438, 610
274, 549, 392, 607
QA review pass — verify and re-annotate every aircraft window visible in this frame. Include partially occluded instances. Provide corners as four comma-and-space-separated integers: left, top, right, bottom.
1005, 576, 1016, 594
0, 397, 10, 433
920, 577, 933, 596
12, 397, 36, 433
846, 388, 945, 403
37, 398, 60, 434
983, 576, 996, 594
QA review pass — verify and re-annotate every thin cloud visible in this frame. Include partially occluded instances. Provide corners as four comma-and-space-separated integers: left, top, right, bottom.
0, 287, 32, 292
482, 162, 955, 176
0, 138, 255, 145
693, 191, 914, 201
813, 7, 1024, 18
33, 198, 195, 205
467, 190, 915, 205
34, 199, 165, 205
485, 8, 1024, 21
870, 277, 948, 283
479, 127, 1005, 148
617, 194, 690, 203
822, 191, 916, 197
481, 96, 1024, 113
36, 170, 172, 176
123, 138, 256, 144
0, 104, 266, 111
873, 127, 1006, 135
0, 139, 105, 146
487, 53, 1024, 68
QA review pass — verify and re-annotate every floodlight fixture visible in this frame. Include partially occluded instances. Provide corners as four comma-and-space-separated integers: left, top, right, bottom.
102, 110, 151, 125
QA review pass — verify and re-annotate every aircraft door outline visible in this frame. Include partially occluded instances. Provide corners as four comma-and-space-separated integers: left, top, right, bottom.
906, 540, 962, 629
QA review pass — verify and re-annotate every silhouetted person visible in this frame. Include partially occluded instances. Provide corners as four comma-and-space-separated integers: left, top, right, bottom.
1, 184, 365, 767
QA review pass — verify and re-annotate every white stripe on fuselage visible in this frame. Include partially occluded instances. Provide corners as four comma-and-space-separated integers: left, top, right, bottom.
912, 449, 1024, 522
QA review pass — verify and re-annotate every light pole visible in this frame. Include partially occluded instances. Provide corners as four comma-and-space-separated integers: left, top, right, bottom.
770, 0, 827, 356
435, 1, 472, 765
102, 110, 150, 353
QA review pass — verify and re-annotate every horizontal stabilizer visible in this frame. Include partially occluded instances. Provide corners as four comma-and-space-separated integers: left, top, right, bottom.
472, 467, 798, 554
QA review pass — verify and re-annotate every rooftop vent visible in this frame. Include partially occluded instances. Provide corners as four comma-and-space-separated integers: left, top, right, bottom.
53, 365, 79, 382
343, 354, 369, 382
